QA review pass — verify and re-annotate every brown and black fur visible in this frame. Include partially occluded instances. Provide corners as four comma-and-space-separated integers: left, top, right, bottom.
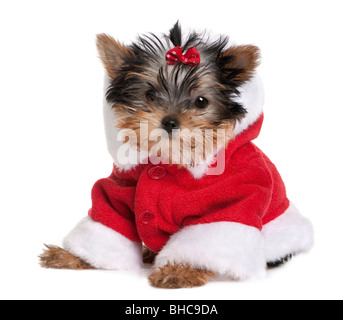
40, 22, 264, 289
104, 22, 258, 130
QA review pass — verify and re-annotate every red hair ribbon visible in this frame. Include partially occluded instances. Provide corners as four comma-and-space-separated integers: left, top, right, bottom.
166, 47, 200, 67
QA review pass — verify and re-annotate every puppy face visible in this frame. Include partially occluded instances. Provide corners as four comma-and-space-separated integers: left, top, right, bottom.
97, 23, 260, 166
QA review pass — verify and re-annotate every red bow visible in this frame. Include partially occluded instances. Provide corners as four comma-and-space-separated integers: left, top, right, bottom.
166, 47, 200, 67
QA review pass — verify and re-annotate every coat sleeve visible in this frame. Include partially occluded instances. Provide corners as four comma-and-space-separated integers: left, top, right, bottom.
89, 169, 141, 242
62, 168, 143, 270
154, 147, 274, 279
180, 149, 274, 231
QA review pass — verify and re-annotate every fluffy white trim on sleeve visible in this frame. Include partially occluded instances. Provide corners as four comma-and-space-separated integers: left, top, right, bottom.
154, 222, 266, 280
262, 202, 314, 263
63, 216, 143, 270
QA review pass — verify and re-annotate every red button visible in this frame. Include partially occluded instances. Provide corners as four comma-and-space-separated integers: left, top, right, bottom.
148, 166, 167, 180
139, 211, 155, 224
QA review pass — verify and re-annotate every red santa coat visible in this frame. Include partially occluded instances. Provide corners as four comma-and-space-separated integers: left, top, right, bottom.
88, 114, 290, 253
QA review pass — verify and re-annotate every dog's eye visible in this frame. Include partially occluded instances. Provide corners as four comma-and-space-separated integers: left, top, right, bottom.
146, 89, 160, 102
194, 96, 209, 108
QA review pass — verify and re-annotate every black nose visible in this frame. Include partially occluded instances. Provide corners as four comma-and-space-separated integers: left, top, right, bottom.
162, 116, 179, 133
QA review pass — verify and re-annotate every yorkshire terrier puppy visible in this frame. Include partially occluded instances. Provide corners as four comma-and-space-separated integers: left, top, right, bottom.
40, 23, 313, 289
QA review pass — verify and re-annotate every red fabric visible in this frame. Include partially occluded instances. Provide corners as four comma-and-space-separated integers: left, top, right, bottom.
89, 114, 290, 253
166, 47, 201, 66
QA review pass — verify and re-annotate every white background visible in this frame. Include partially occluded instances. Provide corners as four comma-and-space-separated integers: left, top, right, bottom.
1, 0, 342, 300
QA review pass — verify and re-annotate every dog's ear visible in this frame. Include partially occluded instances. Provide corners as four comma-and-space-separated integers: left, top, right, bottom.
96, 34, 134, 79
218, 45, 261, 84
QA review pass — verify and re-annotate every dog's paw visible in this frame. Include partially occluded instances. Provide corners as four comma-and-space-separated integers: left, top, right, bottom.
267, 254, 293, 269
39, 244, 94, 270
149, 263, 215, 289
143, 246, 157, 264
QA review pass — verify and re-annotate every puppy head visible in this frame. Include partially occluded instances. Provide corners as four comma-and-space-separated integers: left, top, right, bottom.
97, 22, 260, 166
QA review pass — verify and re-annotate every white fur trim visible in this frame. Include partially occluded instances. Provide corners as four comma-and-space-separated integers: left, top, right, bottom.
263, 202, 314, 263
187, 160, 212, 179
63, 216, 143, 270
103, 76, 149, 172
154, 222, 266, 280
234, 74, 265, 136
186, 151, 217, 179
